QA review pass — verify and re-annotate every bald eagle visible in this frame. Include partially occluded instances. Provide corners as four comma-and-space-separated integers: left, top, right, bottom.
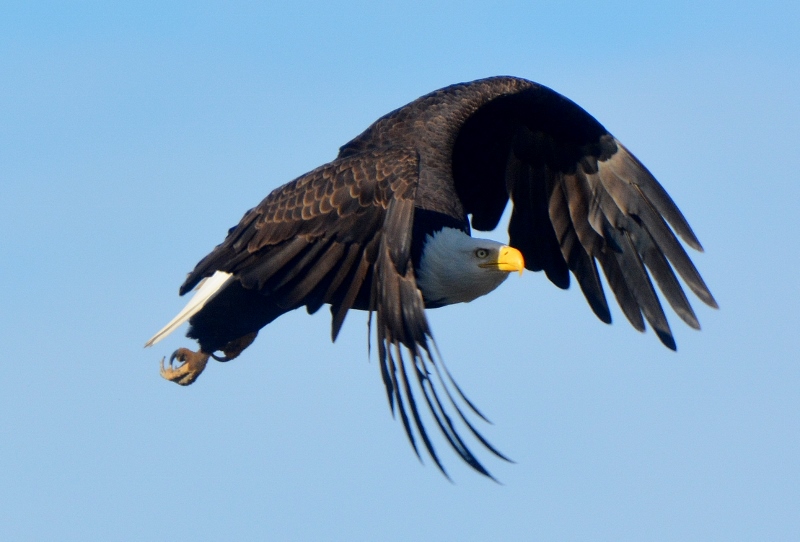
146, 76, 716, 479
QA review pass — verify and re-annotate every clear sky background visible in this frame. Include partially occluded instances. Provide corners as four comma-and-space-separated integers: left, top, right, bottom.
2, 1, 798, 540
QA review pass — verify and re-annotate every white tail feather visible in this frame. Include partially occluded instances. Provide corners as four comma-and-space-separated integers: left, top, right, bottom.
145, 271, 234, 347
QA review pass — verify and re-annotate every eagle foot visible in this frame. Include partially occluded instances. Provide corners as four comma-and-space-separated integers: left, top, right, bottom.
160, 348, 210, 386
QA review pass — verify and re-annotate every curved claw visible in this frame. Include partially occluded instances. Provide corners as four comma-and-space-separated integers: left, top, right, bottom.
160, 348, 210, 386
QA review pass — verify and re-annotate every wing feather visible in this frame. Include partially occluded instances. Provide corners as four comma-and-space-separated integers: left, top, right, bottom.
556, 173, 612, 323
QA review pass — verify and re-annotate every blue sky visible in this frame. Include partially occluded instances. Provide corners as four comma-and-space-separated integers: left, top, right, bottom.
2, 1, 798, 540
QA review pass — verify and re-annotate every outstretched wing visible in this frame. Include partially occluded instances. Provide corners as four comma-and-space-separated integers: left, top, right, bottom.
451, 82, 717, 349
182, 147, 503, 478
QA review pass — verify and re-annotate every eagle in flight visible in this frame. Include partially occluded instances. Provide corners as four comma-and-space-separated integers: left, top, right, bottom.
147, 76, 716, 479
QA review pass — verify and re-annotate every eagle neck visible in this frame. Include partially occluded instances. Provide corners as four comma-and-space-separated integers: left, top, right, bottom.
410, 208, 470, 274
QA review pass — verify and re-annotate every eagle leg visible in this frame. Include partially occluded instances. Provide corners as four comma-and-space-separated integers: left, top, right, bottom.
211, 332, 258, 362
160, 348, 210, 386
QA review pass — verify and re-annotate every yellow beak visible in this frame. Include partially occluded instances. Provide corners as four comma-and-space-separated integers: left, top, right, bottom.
480, 245, 525, 275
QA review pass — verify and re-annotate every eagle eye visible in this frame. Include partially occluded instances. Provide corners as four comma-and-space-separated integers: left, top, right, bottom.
475, 248, 489, 259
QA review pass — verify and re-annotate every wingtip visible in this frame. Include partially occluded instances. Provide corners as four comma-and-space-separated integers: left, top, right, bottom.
657, 329, 677, 351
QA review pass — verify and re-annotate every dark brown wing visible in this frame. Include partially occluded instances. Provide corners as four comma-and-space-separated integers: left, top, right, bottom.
372, 192, 509, 480
452, 83, 717, 349
181, 147, 503, 478
180, 148, 418, 337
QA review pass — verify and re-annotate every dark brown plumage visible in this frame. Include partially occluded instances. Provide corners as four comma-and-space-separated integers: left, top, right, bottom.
149, 76, 716, 479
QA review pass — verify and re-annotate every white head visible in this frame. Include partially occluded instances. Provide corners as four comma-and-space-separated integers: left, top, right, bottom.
415, 227, 525, 307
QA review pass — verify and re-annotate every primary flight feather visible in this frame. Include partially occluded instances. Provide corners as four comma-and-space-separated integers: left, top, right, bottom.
146, 76, 716, 479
